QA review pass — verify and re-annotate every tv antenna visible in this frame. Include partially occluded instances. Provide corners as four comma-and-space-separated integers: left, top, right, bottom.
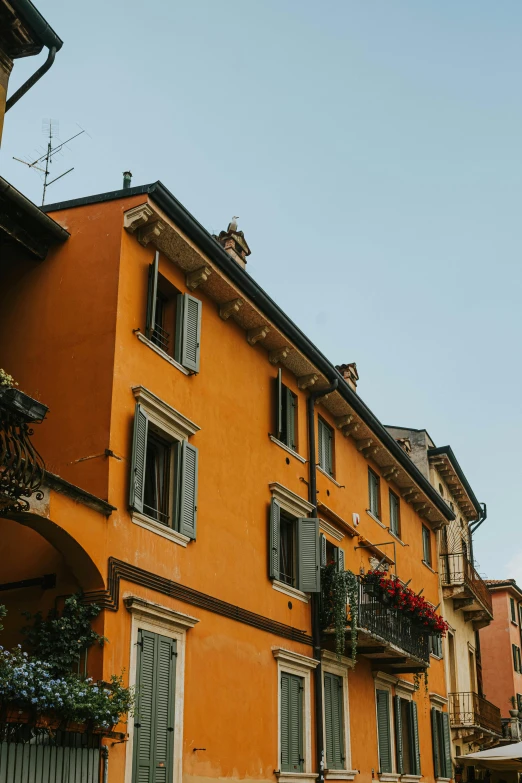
13, 118, 87, 205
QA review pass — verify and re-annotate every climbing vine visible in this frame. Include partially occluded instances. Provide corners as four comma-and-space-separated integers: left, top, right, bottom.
413, 668, 429, 696
321, 565, 359, 664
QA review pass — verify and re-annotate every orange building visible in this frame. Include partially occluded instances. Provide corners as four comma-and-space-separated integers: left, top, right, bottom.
0, 177, 458, 783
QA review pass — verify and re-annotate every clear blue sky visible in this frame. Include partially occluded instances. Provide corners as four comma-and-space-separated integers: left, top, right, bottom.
2, 1, 521, 580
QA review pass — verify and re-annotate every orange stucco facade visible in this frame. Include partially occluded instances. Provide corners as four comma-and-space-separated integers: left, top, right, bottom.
0, 188, 451, 783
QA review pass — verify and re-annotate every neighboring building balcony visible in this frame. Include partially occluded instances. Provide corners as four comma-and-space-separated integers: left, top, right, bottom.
440, 553, 493, 628
448, 692, 502, 743
322, 578, 431, 674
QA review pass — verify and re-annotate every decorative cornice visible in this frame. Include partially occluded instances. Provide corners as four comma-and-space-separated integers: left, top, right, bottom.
123, 203, 154, 233
219, 298, 243, 321
132, 385, 199, 439
429, 692, 448, 707
373, 670, 398, 687
269, 482, 315, 518
319, 518, 344, 543
269, 347, 292, 364
44, 472, 116, 516
298, 374, 318, 391
247, 325, 270, 345
124, 596, 199, 630
272, 647, 319, 670
186, 266, 212, 291
138, 221, 165, 247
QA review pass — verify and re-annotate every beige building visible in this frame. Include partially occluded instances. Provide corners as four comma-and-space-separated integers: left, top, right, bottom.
386, 428, 502, 774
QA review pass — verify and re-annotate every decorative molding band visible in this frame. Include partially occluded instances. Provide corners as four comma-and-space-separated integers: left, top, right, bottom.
43, 472, 116, 516
357, 439, 373, 452
269, 435, 307, 464
298, 374, 318, 391
186, 266, 212, 291
343, 423, 360, 437
272, 580, 309, 604
317, 502, 357, 537
219, 298, 243, 320
269, 347, 292, 365
269, 482, 315, 518
335, 415, 354, 430
272, 648, 319, 670
247, 325, 270, 345
124, 596, 199, 630
84, 558, 313, 646
395, 678, 415, 698
373, 670, 398, 687
123, 204, 154, 233
131, 511, 190, 547
324, 772, 357, 781
321, 649, 354, 670
319, 518, 344, 542
429, 692, 448, 707
136, 331, 190, 375
132, 385, 200, 439
139, 221, 165, 247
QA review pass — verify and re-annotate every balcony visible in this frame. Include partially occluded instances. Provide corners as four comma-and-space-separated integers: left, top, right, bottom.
440, 553, 493, 628
322, 579, 431, 674
448, 692, 503, 742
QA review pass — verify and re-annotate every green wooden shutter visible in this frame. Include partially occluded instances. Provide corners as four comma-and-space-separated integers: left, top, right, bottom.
281, 673, 303, 773
376, 689, 392, 774
394, 696, 404, 774
129, 403, 149, 513
181, 294, 202, 373
325, 424, 333, 476
513, 644, 518, 671
276, 369, 283, 440
145, 251, 159, 339
410, 701, 421, 775
133, 630, 176, 783
320, 533, 327, 567
431, 708, 440, 779
297, 517, 320, 593
179, 441, 198, 539
337, 548, 345, 573
285, 388, 296, 450
318, 419, 325, 470
269, 498, 281, 580
324, 672, 344, 770
441, 712, 452, 779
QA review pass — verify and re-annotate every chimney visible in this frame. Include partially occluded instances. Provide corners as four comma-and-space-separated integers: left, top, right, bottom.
336, 362, 359, 392
123, 171, 132, 189
215, 217, 251, 269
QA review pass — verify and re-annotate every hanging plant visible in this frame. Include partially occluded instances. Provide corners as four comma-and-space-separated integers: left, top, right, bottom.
361, 571, 448, 635
321, 565, 359, 664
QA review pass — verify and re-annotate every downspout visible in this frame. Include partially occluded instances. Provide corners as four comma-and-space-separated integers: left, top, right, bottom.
307, 377, 339, 783
5, 46, 57, 112
101, 744, 109, 783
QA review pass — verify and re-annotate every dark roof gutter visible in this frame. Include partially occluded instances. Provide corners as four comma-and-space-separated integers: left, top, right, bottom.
44, 180, 455, 522
427, 445, 481, 517
0, 176, 69, 241
10, 0, 63, 51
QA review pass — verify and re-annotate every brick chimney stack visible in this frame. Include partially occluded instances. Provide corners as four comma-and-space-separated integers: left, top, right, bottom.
215, 217, 251, 270
336, 362, 359, 392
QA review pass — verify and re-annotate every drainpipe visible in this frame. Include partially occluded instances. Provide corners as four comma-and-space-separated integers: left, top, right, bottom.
101, 744, 109, 783
307, 377, 339, 783
6, 46, 57, 112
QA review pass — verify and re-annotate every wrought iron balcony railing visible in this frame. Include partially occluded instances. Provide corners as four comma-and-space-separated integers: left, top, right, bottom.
358, 581, 430, 663
439, 553, 493, 616
0, 388, 46, 512
448, 692, 502, 736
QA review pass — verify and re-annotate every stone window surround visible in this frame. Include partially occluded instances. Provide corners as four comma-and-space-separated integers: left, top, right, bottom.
321, 651, 357, 781
373, 672, 398, 782
269, 483, 315, 603
124, 596, 199, 783
273, 648, 319, 783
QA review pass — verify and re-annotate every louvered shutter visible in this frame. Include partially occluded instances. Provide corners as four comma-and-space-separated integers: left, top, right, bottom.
513, 644, 517, 671
297, 517, 320, 593
180, 293, 202, 372
285, 388, 296, 450
320, 533, 327, 567
129, 403, 149, 513
145, 251, 159, 339
376, 689, 392, 774
410, 701, 421, 775
179, 441, 198, 539
325, 673, 344, 770
318, 419, 325, 470
281, 673, 303, 773
394, 696, 404, 774
133, 630, 176, 783
276, 369, 283, 440
431, 708, 440, 779
337, 548, 345, 573
269, 498, 281, 580
441, 712, 452, 779
324, 424, 333, 476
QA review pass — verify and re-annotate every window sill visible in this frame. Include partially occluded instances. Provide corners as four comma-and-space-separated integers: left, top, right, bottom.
378, 775, 400, 783
421, 560, 437, 574
400, 777, 422, 783
436, 779, 451, 783
325, 771, 358, 781
388, 530, 406, 546
430, 653, 443, 661
272, 580, 309, 604
511, 621, 519, 627
275, 774, 318, 783
269, 435, 307, 464
136, 332, 190, 375
317, 466, 343, 487
366, 509, 385, 527
131, 511, 190, 547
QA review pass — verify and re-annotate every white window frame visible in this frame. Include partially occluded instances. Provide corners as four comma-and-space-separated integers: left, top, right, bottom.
273, 648, 319, 783
374, 672, 400, 783
269, 483, 315, 603
131, 386, 200, 546
322, 651, 357, 781
124, 596, 199, 783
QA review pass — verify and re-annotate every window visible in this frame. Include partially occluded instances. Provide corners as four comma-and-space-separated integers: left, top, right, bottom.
394, 696, 421, 776
318, 418, 334, 476
129, 399, 198, 540
269, 499, 320, 592
422, 525, 432, 567
517, 694, 522, 713
429, 634, 443, 658
324, 672, 345, 770
376, 688, 393, 774
280, 672, 304, 772
145, 250, 202, 372
275, 368, 297, 451
389, 491, 400, 537
511, 597, 517, 624
133, 629, 176, 783
519, 603, 522, 628
320, 534, 346, 573
431, 708, 452, 779
368, 468, 380, 518
512, 644, 522, 673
